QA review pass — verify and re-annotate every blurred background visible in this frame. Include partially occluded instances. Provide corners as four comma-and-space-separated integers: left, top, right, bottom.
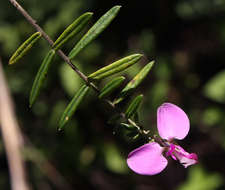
0, 0, 225, 189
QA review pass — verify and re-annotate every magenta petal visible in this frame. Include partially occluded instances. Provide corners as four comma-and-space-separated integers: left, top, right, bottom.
167, 144, 198, 168
127, 142, 168, 175
157, 103, 190, 140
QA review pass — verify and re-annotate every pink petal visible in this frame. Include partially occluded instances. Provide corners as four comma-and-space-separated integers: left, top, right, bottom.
167, 144, 198, 168
157, 103, 190, 140
127, 142, 168, 175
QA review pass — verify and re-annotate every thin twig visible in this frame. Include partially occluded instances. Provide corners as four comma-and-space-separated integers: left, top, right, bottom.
8, 0, 145, 134
0, 57, 30, 190
8, 0, 88, 83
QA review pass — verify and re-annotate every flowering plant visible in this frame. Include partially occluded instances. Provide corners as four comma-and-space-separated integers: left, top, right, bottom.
7, 1, 200, 188
127, 103, 198, 175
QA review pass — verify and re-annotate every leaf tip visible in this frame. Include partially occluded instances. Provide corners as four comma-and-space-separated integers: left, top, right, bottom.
119, 76, 126, 80
87, 12, 94, 16
58, 122, 65, 131
8, 60, 14, 65
113, 5, 122, 9
149, 60, 155, 65
135, 53, 143, 59
29, 98, 34, 108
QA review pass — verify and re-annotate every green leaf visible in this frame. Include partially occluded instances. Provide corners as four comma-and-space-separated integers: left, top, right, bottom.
126, 131, 139, 139
114, 61, 154, 104
68, 5, 121, 59
59, 85, 90, 130
203, 70, 225, 103
120, 123, 137, 131
88, 54, 142, 81
98, 76, 125, 99
53, 12, 93, 51
29, 50, 56, 107
9, 32, 41, 65
125, 94, 143, 118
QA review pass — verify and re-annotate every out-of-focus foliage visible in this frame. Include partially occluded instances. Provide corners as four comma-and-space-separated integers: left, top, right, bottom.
59, 62, 83, 96
203, 70, 225, 103
176, 0, 225, 19
178, 165, 223, 190
104, 143, 128, 174
1, 0, 225, 189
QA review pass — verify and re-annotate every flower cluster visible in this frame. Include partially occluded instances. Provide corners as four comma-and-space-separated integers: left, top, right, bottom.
127, 103, 198, 175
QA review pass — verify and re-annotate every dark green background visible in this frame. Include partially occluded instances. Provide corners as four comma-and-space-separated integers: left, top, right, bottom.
0, 0, 225, 189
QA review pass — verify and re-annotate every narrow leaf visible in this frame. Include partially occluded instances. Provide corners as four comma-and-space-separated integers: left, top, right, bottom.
114, 61, 154, 104
98, 76, 125, 99
126, 131, 139, 139
120, 123, 137, 131
125, 94, 143, 118
53, 12, 93, 51
9, 32, 41, 64
68, 5, 121, 59
29, 50, 55, 107
88, 54, 142, 81
132, 134, 140, 140
134, 112, 140, 124
59, 85, 90, 130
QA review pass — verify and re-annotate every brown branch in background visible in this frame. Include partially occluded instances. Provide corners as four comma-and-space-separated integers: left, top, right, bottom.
0, 57, 30, 190
0, 57, 73, 189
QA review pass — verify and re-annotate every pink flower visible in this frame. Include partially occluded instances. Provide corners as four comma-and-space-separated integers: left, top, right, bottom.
127, 103, 198, 175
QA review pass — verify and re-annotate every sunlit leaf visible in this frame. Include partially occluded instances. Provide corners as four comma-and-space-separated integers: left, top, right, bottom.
29, 49, 56, 107
9, 32, 41, 64
59, 85, 90, 130
88, 54, 142, 81
53, 12, 93, 51
125, 94, 143, 118
68, 5, 121, 59
98, 76, 125, 99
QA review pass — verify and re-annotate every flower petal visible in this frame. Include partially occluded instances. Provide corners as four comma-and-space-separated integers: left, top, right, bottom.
168, 144, 198, 168
157, 103, 190, 140
127, 142, 168, 175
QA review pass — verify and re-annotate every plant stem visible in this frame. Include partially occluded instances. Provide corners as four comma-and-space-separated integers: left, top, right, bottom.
8, 0, 88, 83
9, 0, 145, 134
